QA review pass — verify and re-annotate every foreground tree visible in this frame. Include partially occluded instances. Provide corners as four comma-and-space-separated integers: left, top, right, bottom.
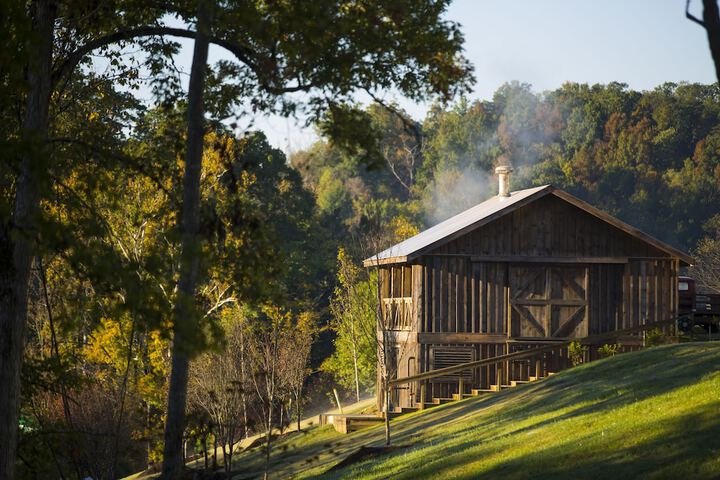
0, 3, 55, 475
687, 0, 720, 82
158, 1, 474, 474
160, 2, 213, 477
3, 1, 473, 475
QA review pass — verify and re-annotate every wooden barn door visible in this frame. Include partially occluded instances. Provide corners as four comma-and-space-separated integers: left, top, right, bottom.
509, 266, 588, 338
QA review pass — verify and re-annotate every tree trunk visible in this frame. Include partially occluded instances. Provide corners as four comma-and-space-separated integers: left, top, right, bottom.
203, 432, 208, 470
225, 427, 235, 478
0, 2, 54, 479
264, 402, 273, 480
146, 404, 151, 469
213, 434, 218, 469
296, 390, 301, 432
160, 2, 212, 478
222, 441, 230, 478
384, 386, 391, 446
351, 332, 361, 403
240, 318, 249, 439
702, 0, 720, 82
279, 402, 286, 434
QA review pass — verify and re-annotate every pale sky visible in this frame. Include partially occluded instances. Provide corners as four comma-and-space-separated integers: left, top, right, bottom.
166, 0, 717, 154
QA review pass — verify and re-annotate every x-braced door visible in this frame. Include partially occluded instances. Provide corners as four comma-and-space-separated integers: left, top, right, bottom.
509, 266, 588, 338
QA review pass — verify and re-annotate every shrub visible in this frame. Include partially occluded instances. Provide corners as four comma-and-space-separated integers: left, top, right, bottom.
568, 340, 588, 366
598, 343, 623, 358
645, 328, 668, 347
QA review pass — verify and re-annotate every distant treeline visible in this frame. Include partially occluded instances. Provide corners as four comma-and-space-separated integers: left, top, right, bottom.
293, 81, 720, 255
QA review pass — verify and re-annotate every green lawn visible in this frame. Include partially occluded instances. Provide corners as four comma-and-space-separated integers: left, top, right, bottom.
227, 342, 720, 479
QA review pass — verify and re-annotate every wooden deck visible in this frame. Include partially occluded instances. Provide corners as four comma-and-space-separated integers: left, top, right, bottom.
326, 414, 385, 434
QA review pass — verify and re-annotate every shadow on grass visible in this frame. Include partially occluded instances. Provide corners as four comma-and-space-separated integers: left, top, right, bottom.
314, 343, 720, 480
426, 408, 720, 480
375, 344, 719, 451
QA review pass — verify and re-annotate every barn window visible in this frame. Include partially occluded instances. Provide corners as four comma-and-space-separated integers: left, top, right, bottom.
383, 266, 413, 299
402, 266, 412, 296
381, 266, 414, 330
392, 267, 403, 297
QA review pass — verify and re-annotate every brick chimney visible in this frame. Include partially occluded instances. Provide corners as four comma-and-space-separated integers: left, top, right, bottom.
495, 165, 513, 197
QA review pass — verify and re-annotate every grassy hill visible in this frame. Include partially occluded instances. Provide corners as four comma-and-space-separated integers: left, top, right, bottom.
222, 343, 720, 479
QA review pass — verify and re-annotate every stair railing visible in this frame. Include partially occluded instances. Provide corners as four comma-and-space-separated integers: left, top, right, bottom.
389, 316, 682, 405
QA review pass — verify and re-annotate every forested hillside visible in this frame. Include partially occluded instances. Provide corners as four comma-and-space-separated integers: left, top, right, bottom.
295, 82, 720, 255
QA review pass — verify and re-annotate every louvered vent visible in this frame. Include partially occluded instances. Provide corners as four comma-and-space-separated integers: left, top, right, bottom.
429, 347, 475, 382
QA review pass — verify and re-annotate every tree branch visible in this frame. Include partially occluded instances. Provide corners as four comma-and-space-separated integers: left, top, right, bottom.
687, 0, 706, 26
52, 26, 258, 87
688, 0, 720, 82
53, 25, 319, 96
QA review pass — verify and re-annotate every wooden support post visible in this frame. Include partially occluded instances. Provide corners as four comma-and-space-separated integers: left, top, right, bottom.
496, 366, 503, 389
458, 377, 465, 398
535, 358, 542, 378
419, 383, 426, 410
333, 388, 344, 414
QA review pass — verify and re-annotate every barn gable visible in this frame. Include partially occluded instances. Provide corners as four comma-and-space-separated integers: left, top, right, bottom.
364, 185, 692, 266
437, 193, 673, 260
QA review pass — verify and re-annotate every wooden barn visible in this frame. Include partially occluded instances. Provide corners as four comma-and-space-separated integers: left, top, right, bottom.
364, 166, 693, 409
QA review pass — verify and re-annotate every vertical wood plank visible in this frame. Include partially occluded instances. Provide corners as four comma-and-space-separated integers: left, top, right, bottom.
622, 264, 630, 329
511, 210, 519, 255
488, 264, 496, 334
497, 264, 504, 335
423, 261, 430, 332
413, 264, 423, 333
449, 259, 456, 333
440, 257, 447, 332
470, 262, 477, 334
433, 257, 441, 333
462, 259, 468, 333
481, 262, 488, 333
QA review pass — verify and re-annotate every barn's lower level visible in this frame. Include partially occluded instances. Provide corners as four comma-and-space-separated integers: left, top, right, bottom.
381, 258, 679, 409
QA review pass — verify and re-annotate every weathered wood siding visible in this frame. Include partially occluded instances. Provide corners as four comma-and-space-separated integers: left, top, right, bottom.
405, 195, 680, 337
418, 258, 507, 335
435, 194, 668, 258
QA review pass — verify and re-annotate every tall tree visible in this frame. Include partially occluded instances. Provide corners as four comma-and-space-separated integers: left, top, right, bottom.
2, 1, 473, 476
324, 248, 377, 402
161, 1, 213, 476
0, 2, 54, 477
284, 311, 317, 432
687, 0, 720, 82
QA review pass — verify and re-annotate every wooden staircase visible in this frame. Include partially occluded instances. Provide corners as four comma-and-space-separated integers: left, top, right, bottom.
365, 317, 683, 434
387, 369, 558, 420
333, 367, 559, 433
377, 347, 566, 428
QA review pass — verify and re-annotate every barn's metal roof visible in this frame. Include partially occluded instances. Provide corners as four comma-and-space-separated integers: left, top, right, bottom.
365, 185, 550, 265
363, 184, 693, 266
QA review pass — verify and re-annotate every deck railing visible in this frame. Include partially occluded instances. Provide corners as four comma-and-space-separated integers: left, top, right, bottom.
388, 316, 681, 406
382, 297, 413, 330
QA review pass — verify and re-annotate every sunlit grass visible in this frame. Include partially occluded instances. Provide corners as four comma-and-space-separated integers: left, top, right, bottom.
228, 343, 720, 479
